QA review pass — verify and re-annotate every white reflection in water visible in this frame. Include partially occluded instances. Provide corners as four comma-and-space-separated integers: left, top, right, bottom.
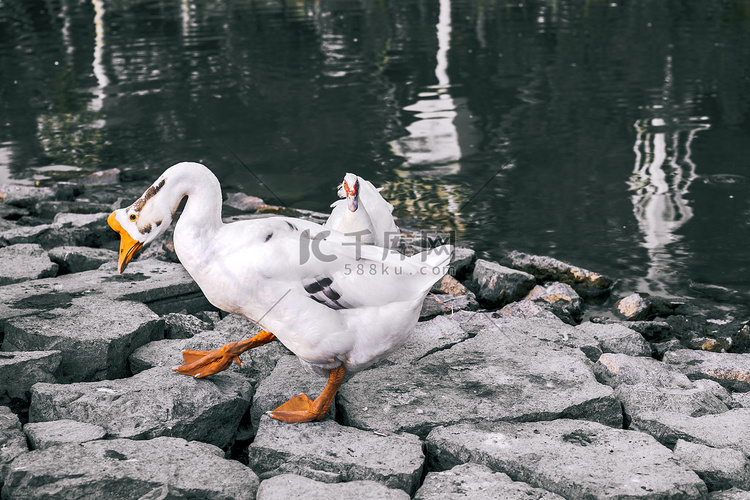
391, 0, 467, 175
91, 0, 108, 116
629, 117, 709, 294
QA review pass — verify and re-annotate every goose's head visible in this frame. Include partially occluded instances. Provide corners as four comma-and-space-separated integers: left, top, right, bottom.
108, 174, 174, 274
342, 173, 359, 212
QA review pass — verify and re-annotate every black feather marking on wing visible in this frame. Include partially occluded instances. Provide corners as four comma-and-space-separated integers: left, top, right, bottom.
304, 276, 348, 310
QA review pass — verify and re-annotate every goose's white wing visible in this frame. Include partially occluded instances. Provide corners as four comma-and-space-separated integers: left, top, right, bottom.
355, 176, 401, 248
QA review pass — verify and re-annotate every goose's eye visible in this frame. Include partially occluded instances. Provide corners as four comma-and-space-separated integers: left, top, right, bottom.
129, 213, 137, 222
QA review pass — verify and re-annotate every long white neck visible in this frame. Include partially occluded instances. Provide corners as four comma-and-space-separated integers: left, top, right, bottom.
164, 163, 224, 265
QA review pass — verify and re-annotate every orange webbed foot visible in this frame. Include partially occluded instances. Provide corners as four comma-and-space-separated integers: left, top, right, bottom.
173, 344, 242, 378
266, 394, 330, 423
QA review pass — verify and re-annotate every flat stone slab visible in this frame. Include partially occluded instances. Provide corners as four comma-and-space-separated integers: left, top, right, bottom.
48, 245, 117, 274
2, 436, 259, 499
0, 351, 61, 407
4, 296, 162, 382
23, 420, 107, 450
502, 250, 614, 298
594, 353, 694, 389
634, 408, 750, 454
420, 292, 478, 319
673, 439, 750, 491
162, 311, 212, 339
426, 419, 706, 499
339, 318, 622, 438
664, 349, 750, 392
0, 244, 58, 285
385, 315, 472, 366
248, 416, 424, 494
415, 463, 564, 500
0, 406, 27, 481
29, 366, 253, 449
257, 474, 410, 500
0, 258, 203, 325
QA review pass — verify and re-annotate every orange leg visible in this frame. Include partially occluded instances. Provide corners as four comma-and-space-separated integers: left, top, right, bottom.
173, 329, 276, 378
267, 365, 346, 423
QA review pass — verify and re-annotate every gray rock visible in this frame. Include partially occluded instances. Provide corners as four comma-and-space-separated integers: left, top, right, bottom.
29, 366, 252, 449
614, 293, 652, 320
593, 353, 693, 388
250, 356, 336, 435
469, 259, 536, 307
2, 437, 259, 499
496, 300, 560, 322
426, 419, 706, 499
162, 312, 212, 339
732, 392, 750, 408
616, 383, 729, 433
0, 259, 205, 324
0, 212, 116, 249
0, 244, 58, 285
225, 192, 265, 211
575, 322, 651, 357
48, 245, 117, 274
524, 282, 583, 325
626, 320, 673, 342
0, 184, 67, 208
385, 315, 471, 366
674, 439, 750, 491
633, 408, 750, 454
420, 292, 478, 320
415, 463, 564, 500
248, 416, 424, 494
23, 419, 106, 450
664, 349, 750, 392
4, 296, 163, 382
0, 407, 27, 484
431, 274, 470, 295
257, 474, 410, 500
502, 251, 614, 299
0, 351, 61, 407
339, 318, 622, 438
77, 167, 121, 185
448, 247, 475, 279
709, 488, 750, 499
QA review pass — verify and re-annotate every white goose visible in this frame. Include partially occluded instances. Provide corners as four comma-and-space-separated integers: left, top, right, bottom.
325, 173, 401, 249
108, 162, 452, 423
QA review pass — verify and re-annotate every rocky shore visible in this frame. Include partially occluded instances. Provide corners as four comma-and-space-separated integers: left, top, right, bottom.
2, 169, 750, 499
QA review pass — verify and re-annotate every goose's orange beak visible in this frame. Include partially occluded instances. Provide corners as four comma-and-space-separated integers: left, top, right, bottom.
108, 212, 143, 274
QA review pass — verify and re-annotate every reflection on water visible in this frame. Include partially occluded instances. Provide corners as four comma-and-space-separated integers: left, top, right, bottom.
2, 0, 750, 310
628, 54, 711, 296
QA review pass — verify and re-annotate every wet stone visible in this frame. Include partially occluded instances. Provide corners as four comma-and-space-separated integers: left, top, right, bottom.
414, 463, 564, 500
0, 244, 58, 285
29, 367, 253, 449
524, 282, 583, 325
248, 416, 424, 494
502, 250, 614, 299
426, 419, 706, 499
448, 247, 475, 279
663, 349, 750, 392
2, 437, 259, 499
673, 439, 750, 491
0, 184, 65, 208
23, 419, 106, 450
469, 259, 536, 308
0, 351, 61, 408
339, 318, 622, 438
614, 293, 652, 321
47, 245, 117, 274
257, 474, 410, 500
3, 296, 163, 382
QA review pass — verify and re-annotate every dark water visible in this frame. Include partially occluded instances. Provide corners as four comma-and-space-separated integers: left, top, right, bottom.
2, 0, 750, 313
